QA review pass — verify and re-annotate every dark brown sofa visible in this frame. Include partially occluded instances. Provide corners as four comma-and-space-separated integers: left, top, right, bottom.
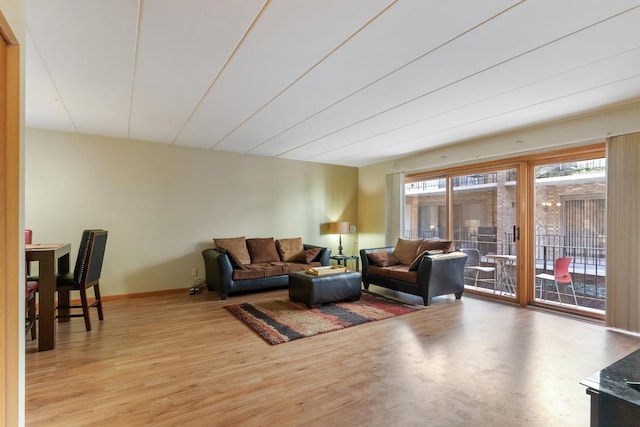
202, 236, 330, 299
360, 238, 467, 305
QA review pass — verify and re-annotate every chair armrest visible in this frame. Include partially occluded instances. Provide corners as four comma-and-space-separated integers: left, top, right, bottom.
202, 248, 233, 295
417, 252, 468, 294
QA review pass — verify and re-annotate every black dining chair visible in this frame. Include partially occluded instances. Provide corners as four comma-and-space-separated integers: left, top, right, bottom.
57, 229, 108, 331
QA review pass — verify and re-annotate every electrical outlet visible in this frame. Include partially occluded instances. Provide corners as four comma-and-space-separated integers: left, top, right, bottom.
191, 267, 197, 276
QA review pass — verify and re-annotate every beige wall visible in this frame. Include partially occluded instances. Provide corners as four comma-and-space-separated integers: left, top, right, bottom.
25, 128, 358, 296
357, 160, 391, 251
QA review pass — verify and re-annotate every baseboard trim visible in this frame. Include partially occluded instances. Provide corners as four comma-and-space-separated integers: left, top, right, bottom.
102, 288, 189, 301
35, 288, 193, 311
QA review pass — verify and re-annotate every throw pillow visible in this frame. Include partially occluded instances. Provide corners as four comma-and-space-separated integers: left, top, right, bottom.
409, 250, 427, 271
417, 239, 452, 254
408, 249, 446, 271
217, 248, 247, 270
290, 248, 322, 263
246, 238, 281, 263
367, 250, 399, 267
275, 237, 304, 261
214, 237, 251, 265
392, 238, 423, 265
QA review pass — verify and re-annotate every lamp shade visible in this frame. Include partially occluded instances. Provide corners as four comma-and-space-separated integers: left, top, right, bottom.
328, 221, 350, 235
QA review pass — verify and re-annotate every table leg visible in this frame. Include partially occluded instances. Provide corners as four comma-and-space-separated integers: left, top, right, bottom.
38, 258, 56, 352
57, 253, 70, 322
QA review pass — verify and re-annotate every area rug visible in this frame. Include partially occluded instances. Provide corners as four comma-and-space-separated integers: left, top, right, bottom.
224, 291, 424, 345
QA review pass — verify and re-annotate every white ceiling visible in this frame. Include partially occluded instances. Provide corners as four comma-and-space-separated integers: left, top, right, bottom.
25, 0, 640, 168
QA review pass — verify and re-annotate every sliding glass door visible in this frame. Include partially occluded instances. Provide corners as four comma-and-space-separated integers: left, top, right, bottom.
532, 158, 606, 314
405, 167, 521, 301
452, 169, 518, 299
403, 145, 605, 317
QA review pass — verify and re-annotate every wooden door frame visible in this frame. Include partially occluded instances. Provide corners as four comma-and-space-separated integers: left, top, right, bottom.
0, 10, 21, 426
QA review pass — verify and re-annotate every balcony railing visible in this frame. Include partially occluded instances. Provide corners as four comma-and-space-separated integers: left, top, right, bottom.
405, 229, 606, 312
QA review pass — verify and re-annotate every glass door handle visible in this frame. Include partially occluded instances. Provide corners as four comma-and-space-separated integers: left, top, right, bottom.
513, 225, 520, 242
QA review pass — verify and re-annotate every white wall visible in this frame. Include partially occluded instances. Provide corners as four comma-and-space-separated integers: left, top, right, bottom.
25, 128, 358, 296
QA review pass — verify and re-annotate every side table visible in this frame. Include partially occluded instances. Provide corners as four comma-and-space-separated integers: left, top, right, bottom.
330, 254, 359, 272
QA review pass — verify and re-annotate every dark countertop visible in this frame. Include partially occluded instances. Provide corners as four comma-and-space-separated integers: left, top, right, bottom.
582, 347, 640, 407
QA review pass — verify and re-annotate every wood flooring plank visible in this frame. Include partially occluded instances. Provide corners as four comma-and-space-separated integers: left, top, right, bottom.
26, 287, 640, 426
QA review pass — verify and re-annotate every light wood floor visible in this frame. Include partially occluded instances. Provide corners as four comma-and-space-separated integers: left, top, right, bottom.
26, 286, 640, 427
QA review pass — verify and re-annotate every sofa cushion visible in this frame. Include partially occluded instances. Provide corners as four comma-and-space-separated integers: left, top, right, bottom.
218, 248, 247, 270
387, 265, 418, 284
367, 265, 393, 278
392, 238, 422, 265
279, 261, 319, 274
289, 247, 322, 263
367, 265, 418, 283
417, 239, 452, 254
275, 237, 304, 261
246, 238, 281, 263
214, 237, 251, 265
367, 250, 400, 267
232, 263, 283, 280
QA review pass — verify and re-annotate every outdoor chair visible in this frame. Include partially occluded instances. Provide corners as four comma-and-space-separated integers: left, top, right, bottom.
462, 248, 496, 291
56, 229, 108, 331
535, 257, 577, 305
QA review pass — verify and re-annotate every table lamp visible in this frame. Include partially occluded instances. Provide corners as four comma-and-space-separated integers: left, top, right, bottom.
328, 221, 350, 256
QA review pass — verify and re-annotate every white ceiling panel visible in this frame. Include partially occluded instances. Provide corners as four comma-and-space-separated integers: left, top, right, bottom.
219, 0, 522, 154
26, 0, 140, 138
314, 55, 640, 167
25, 31, 76, 133
128, 0, 266, 143
280, 7, 640, 162
174, 0, 395, 149
25, 1, 640, 167
320, 68, 640, 166
255, 0, 640, 159
347, 72, 640, 165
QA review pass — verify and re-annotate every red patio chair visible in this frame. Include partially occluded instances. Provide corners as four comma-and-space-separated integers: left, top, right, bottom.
535, 257, 577, 305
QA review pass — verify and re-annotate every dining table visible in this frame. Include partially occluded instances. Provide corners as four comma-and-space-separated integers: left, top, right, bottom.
485, 254, 517, 295
25, 243, 71, 351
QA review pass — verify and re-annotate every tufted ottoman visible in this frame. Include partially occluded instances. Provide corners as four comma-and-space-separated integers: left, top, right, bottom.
289, 270, 362, 308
